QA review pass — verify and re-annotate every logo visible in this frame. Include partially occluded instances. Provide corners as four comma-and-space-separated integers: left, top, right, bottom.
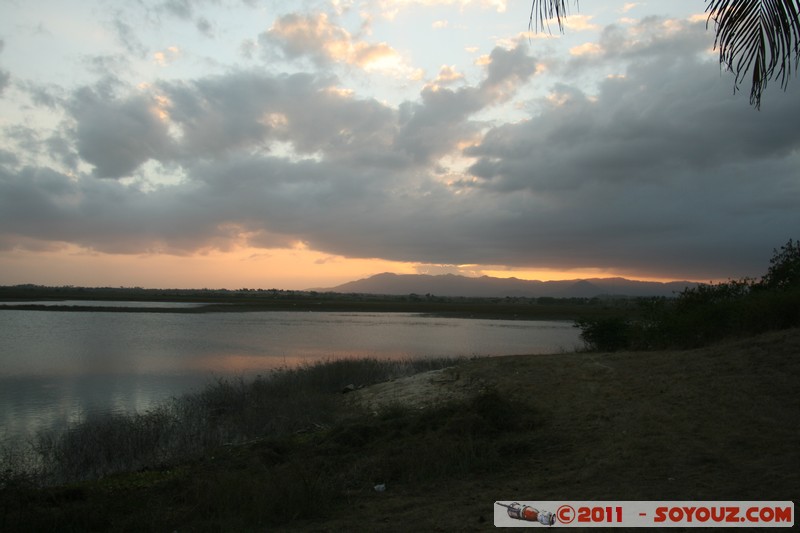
496, 502, 556, 526
494, 501, 793, 528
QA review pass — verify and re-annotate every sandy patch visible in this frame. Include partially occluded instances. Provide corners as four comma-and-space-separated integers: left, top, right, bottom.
344, 366, 490, 411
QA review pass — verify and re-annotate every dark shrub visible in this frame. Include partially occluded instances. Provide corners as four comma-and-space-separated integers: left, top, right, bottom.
573, 240, 800, 350
761, 239, 800, 290
575, 316, 632, 351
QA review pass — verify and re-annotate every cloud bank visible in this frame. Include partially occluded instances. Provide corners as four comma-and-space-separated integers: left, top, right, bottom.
1, 5, 798, 282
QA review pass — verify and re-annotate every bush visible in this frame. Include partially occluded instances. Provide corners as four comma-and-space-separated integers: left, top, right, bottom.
761, 239, 800, 290
574, 239, 800, 351
323, 389, 540, 486
575, 316, 632, 351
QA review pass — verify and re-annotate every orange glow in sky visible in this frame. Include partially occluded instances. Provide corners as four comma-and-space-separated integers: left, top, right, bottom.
0, 244, 690, 290
0, 245, 414, 290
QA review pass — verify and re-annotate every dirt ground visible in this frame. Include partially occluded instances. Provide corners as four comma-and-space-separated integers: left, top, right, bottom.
289, 328, 800, 531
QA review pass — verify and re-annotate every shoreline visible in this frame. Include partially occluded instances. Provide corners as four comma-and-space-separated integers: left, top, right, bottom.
0, 284, 647, 321
3, 328, 797, 530
0, 300, 615, 321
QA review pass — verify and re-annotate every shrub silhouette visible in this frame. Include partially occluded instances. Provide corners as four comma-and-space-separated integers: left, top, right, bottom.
761, 239, 800, 290
576, 239, 800, 351
575, 316, 632, 351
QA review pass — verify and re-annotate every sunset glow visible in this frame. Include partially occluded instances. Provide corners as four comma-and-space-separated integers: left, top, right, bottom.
1, 0, 797, 290
1, 244, 687, 291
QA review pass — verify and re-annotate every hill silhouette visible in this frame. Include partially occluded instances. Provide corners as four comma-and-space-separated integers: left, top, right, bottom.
325, 272, 696, 298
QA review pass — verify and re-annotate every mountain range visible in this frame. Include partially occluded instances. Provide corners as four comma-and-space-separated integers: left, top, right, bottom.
323, 273, 698, 299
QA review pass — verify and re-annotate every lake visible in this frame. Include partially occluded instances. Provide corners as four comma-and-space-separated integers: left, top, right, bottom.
0, 306, 581, 443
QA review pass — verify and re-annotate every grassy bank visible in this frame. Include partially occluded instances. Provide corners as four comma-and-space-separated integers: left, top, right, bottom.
2, 328, 798, 531
1, 358, 459, 488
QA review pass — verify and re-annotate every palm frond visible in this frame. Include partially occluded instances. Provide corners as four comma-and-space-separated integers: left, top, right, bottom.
529, 0, 578, 33
706, 0, 800, 109
529, 1, 800, 109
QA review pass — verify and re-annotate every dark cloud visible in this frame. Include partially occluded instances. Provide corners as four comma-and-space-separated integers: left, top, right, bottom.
0, 149, 18, 167
67, 86, 174, 178
0, 162, 249, 254
45, 129, 82, 172
2, 126, 43, 164
466, 32, 800, 194
16, 79, 67, 110
2, 17, 797, 280
574, 17, 712, 66
483, 43, 539, 91
0, 69, 8, 96
195, 17, 214, 38
156, 0, 215, 37
160, 71, 403, 166
0, 165, 79, 249
62, 41, 537, 178
159, 0, 193, 20
396, 43, 539, 164
456, 19, 800, 277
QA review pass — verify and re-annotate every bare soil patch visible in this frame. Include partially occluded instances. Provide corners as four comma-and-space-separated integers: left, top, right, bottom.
344, 366, 491, 411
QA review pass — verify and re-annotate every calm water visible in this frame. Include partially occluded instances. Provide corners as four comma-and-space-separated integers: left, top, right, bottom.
0, 308, 580, 443
1, 300, 210, 308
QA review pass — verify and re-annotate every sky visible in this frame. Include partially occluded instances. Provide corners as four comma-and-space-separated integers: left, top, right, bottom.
0, 0, 798, 290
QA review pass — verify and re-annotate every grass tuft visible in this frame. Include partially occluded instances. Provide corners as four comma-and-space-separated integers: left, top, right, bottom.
2, 357, 459, 487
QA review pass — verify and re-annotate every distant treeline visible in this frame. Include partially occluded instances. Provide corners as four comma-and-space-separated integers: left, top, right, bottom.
0, 284, 635, 320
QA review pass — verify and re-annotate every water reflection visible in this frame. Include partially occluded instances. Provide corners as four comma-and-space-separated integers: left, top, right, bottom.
185, 348, 424, 375
0, 374, 210, 443
0, 309, 581, 443
0, 300, 209, 308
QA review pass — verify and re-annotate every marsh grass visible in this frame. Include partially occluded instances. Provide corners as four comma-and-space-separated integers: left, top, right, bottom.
324, 389, 540, 486
1, 360, 545, 531
2, 357, 459, 488
124, 389, 540, 530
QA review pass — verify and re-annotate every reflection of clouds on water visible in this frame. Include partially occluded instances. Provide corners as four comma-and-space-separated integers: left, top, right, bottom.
0, 309, 581, 443
0, 374, 210, 446
188, 353, 297, 374
488, 321, 568, 330
186, 349, 414, 375
0, 378, 72, 442
0, 301, 209, 308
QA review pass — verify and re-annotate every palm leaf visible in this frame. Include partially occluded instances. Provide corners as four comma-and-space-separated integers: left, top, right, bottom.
707, 0, 800, 108
529, 0, 577, 33
529, 0, 800, 109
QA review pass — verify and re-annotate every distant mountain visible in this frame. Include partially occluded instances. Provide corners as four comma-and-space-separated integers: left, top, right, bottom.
323, 273, 697, 298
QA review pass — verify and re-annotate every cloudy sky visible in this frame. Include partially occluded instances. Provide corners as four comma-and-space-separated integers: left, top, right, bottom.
0, 0, 798, 290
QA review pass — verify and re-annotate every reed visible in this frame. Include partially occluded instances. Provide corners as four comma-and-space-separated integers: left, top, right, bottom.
2, 357, 459, 487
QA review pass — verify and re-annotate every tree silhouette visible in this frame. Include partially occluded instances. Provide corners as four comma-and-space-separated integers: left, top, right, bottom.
529, 0, 800, 109
761, 239, 800, 289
